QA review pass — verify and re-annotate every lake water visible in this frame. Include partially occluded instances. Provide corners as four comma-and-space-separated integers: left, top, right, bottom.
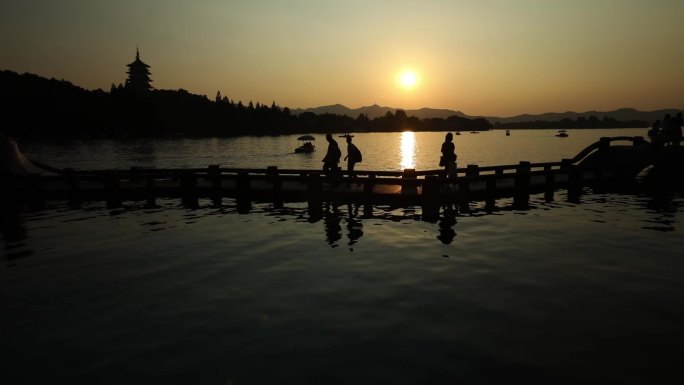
19, 128, 649, 170
3, 129, 683, 384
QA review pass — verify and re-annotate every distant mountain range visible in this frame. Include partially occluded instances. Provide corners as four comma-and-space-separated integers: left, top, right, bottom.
291, 104, 470, 120
291, 104, 681, 124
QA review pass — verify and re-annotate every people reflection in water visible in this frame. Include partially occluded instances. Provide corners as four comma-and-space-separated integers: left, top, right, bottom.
346, 203, 364, 246
322, 203, 364, 247
323, 203, 342, 247
440, 132, 457, 179
437, 205, 457, 244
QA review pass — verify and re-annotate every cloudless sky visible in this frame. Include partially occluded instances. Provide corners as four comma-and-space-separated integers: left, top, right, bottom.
1, 0, 683, 116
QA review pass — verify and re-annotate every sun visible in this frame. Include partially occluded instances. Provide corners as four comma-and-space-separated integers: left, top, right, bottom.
399, 70, 418, 89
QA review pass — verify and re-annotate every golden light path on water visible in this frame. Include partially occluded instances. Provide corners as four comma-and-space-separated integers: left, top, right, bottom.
400, 131, 416, 169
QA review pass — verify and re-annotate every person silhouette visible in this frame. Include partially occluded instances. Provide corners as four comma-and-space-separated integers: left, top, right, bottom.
440, 132, 457, 179
661, 114, 673, 146
648, 120, 661, 144
322, 133, 341, 173
343, 135, 362, 180
674, 112, 683, 145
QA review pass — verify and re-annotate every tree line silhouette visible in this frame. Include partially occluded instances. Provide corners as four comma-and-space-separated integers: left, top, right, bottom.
1, 69, 645, 140
0, 70, 493, 139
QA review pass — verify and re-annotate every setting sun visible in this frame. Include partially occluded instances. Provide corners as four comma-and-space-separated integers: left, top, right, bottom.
399, 70, 418, 89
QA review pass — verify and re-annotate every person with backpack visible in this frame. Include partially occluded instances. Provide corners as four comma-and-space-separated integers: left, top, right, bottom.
343, 134, 362, 180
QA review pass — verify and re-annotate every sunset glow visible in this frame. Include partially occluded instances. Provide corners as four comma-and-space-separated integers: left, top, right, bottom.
399, 71, 418, 89
0, 1, 682, 115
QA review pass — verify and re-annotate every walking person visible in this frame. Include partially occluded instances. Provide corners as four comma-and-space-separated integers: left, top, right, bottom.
343, 134, 362, 181
674, 112, 683, 145
440, 132, 457, 179
322, 133, 341, 173
648, 120, 661, 146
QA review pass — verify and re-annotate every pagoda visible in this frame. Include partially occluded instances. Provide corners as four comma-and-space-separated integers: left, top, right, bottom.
125, 47, 152, 92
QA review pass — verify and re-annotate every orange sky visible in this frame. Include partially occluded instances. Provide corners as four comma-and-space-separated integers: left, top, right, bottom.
1, 0, 683, 117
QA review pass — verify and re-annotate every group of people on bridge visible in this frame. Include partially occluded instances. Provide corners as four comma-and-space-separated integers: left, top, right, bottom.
322, 133, 363, 179
321, 132, 459, 180
648, 112, 683, 147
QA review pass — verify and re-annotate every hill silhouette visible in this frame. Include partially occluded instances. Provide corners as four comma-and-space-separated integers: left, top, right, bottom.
292, 104, 469, 120
293, 104, 677, 127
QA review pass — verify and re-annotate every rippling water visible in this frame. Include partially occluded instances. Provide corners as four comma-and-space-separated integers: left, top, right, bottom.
3, 129, 683, 384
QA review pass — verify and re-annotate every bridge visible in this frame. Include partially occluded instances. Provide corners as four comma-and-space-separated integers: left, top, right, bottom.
3, 136, 682, 221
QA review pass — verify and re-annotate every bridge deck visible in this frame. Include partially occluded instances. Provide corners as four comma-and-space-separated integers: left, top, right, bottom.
4, 135, 681, 219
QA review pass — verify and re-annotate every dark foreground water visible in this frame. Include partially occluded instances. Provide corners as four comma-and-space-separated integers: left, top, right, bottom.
2, 189, 683, 384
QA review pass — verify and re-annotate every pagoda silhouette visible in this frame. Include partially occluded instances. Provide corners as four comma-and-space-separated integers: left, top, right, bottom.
125, 46, 152, 93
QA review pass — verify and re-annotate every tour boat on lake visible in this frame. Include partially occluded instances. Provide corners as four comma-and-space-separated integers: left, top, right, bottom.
295, 135, 315, 153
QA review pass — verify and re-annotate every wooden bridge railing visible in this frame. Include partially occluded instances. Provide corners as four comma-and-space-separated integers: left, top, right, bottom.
6, 136, 655, 219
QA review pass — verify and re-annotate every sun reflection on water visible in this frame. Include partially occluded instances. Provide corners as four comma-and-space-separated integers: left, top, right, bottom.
400, 131, 416, 169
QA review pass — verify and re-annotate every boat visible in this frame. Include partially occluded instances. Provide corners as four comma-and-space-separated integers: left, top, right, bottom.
295, 135, 315, 153
506, 129, 510, 136
455, 131, 461, 135
556, 130, 569, 137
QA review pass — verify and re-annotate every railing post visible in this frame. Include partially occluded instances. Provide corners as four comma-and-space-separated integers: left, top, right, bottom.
307, 172, 323, 220
544, 164, 555, 201
568, 164, 583, 201
485, 175, 496, 210
64, 168, 80, 205
633, 136, 646, 147
236, 171, 251, 213
403, 168, 416, 179
267, 165, 283, 209
401, 168, 417, 194
181, 170, 198, 209
598, 137, 611, 152
129, 166, 141, 183
208, 165, 221, 206
363, 173, 375, 217
592, 165, 611, 193
561, 159, 573, 169
421, 175, 440, 222
145, 175, 156, 207
514, 161, 531, 208
465, 165, 481, 209
26, 173, 44, 207
466, 164, 479, 177
457, 175, 470, 213
105, 171, 121, 209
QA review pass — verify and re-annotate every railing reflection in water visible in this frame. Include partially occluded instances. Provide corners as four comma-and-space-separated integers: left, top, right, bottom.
1, 188, 681, 265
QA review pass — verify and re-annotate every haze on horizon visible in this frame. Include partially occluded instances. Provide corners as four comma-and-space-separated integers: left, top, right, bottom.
1, 0, 683, 117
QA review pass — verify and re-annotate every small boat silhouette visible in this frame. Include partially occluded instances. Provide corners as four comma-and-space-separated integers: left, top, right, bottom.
295, 135, 315, 153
